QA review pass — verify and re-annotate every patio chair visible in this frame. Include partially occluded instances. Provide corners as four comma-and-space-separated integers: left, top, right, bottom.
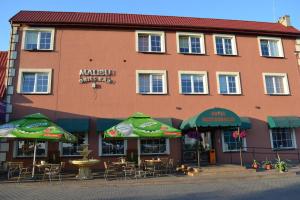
43, 164, 62, 182
166, 158, 174, 174
123, 162, 136, 180
7, 161, 23, 180
104, 161, 117, 181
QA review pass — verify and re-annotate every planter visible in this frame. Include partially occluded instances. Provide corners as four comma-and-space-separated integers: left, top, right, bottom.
265, 164, 272, 170
252, 164, 259, 169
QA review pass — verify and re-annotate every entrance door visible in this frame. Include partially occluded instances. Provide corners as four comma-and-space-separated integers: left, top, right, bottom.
182, 131, 212, 165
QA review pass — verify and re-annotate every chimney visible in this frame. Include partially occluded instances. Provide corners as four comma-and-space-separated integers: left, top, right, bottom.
278, 15, 291, 27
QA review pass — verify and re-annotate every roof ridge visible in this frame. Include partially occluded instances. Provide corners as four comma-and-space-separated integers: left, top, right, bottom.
15, 10, 284, 26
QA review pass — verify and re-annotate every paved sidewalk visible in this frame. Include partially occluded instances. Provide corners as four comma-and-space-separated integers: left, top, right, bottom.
1, 171, 300, 200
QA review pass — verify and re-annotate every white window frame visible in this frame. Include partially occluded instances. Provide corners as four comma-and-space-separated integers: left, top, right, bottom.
135, 30, 165, 53
59, 132, 88, 157
176, 32, 205, 54
138, 138, 170, 155
17, 68, 52, 94
221, 131, 247, 152
178, 71, 209, 94
98, 135, 127, 157
13, 141, 48, 158
262, 73, 290, 95
136, 70, 168, 94
269, 128, 297, 150
22, 27, 55, 51
213, 34, 237, 55
216, 71, 242, 95
257, 36, 284, 57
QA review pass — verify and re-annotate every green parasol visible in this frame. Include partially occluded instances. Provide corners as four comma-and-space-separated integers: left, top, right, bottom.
0, 113, 77, 177
104, 112, 181, 165
104, 112, 181, 138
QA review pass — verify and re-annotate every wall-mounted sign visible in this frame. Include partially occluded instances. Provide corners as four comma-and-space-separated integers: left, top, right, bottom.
79, 69, 115, 88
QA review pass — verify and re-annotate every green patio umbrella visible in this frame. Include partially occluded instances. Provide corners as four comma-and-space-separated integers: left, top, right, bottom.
104, 112, 181, 165
0, 113, 77, 177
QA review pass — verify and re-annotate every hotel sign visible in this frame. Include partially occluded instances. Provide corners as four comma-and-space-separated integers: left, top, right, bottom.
79, 69, 115, 87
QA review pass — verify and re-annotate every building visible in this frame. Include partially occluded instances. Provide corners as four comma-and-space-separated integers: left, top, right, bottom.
1, 10, 300, 169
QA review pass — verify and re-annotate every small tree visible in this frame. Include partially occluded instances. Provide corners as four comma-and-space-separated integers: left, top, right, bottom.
232, 128, 246, 166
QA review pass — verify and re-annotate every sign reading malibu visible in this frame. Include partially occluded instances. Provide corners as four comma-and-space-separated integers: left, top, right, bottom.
79, 69, 115, 88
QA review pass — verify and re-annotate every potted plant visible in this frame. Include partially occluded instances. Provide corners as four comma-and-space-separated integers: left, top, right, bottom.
262, 158, 272, 170
252, 160, 260, 169
275, 155, 288, 173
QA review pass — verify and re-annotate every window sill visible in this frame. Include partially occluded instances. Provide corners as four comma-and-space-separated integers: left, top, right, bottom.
216, 54, 238, 57
139, 93, 168, 95
138, 51, 165, 54
181, 93, 209, 95
219, 93, 242, 96
272, 148, 296, 151
223, 150, 247, 153
23, 49, 54, 52
100, 154, 126, 157
178, 52, 206, 55
265, 93, 291, 96
14, 155, 47, 158
18, 92, 51, 95
141, 153, 170, 156
261, 55, 285, 59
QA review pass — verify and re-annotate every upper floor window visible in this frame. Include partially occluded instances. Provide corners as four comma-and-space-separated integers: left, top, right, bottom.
217, 72, 241, 95
258, 37, 284, 57
213, 34, 237, 55
136, 70, 167, 94
178, 71, 208, 94
23, 28, 55, 51
17, 69, 52, 94
176, 32, 205, 54
136, 31, 165, 53
270, 128, 296, 150
263, 73, 290, 95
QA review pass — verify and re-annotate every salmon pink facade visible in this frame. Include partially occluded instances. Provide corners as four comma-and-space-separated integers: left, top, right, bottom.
1, 11, 300, 170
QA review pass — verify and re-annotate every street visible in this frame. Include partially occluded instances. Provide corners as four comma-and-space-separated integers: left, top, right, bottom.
1, 174, 300, 200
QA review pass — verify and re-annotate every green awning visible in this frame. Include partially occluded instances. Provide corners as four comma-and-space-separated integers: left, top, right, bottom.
96, 118, 123, 132
240, 117, 251, 130
56, 118, 89, 132
267, 116, 300, 128
180, 107, 249, 130
97, 117, 175, 133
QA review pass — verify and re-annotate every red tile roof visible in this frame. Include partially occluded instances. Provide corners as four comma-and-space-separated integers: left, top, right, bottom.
10, 11, 300, 36
0, 51, 7, 100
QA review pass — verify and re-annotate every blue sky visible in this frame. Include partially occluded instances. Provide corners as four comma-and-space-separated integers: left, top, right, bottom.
0, 0, 299, 50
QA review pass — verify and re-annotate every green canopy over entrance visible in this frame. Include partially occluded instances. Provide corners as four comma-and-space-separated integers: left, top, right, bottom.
180, 107, 251, 130
267, 116, 300, 128
104, 112, 181, 138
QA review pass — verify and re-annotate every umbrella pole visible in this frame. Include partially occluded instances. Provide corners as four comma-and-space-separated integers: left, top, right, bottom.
32, 140, 37, 178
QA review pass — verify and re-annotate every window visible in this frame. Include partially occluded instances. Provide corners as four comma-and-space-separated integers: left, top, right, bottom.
23, 28, 55, 51
178, 71, 208, 94
14, 140, 47, 157
263, 73, 290, 95
136, 31, 165, 53
17, 69, 52, 94
136, 70, 167, 94
176, 32, 205, 54
60, 132, 88, 156
222, 131, 246, 152
140, 139, 169, 155
258, 37, 284, 57
270, 128, 296, 150
217, 72, 241, 94
99, 136, 127, 156
213, 34, 237, 55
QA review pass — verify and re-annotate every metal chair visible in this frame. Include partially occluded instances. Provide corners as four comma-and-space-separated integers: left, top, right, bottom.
43, 164, 62, 182
123, 162, 136, 180
104, 161, 117, 181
